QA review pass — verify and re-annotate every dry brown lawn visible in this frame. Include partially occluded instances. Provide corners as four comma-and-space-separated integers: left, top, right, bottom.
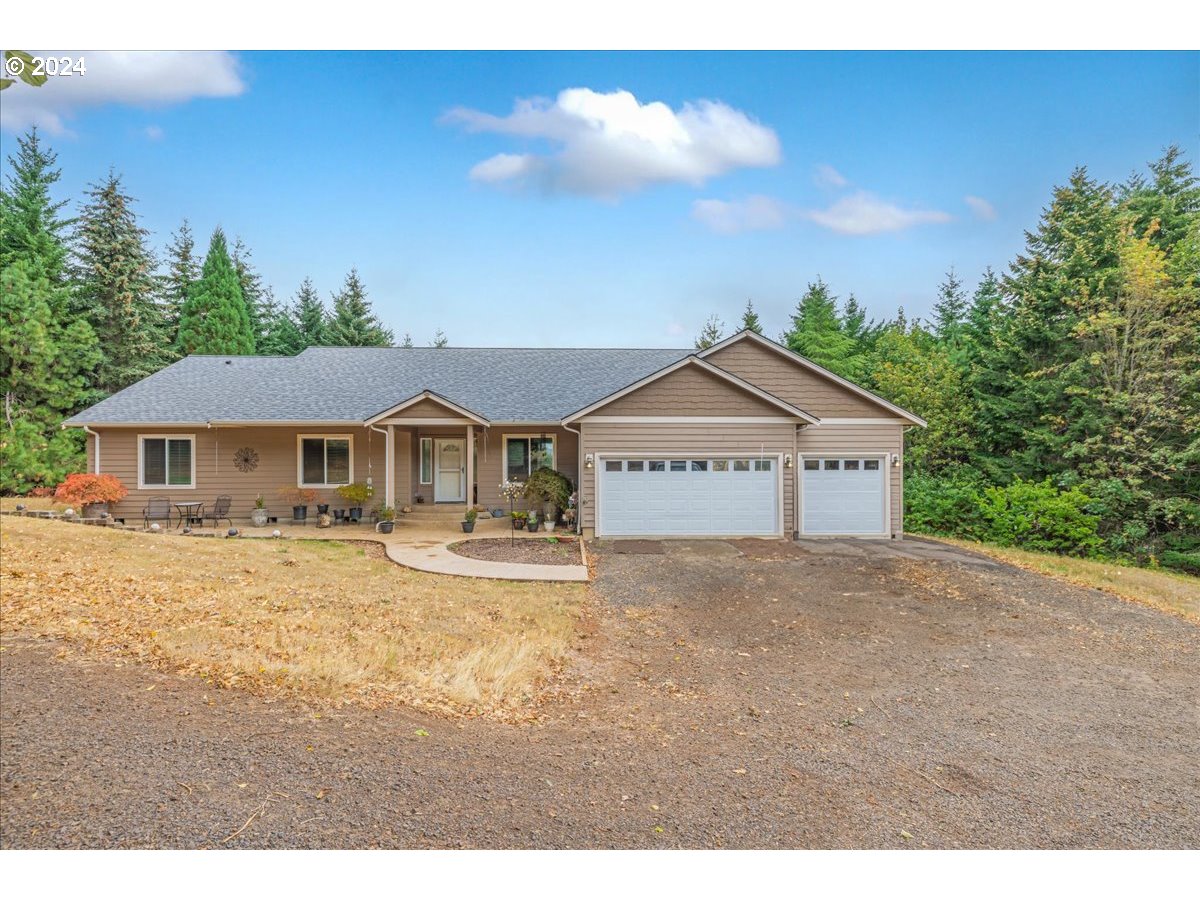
0, 516, 585, 718
931, 535, 1200, 621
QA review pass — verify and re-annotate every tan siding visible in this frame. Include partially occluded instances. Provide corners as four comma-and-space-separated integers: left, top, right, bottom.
93, 426, 388, 523
707, 340, 892, 418
796, 424, 905, 536
388, 397, 469, 419
594, 364, 786, 416
579, 422, 795, 536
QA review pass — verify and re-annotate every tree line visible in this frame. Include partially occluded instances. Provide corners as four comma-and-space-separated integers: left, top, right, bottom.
696, 148, 1199, 573
0, 128, 446, 492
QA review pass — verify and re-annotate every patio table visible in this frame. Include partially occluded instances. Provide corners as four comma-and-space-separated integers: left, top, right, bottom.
174, 501, 203, 529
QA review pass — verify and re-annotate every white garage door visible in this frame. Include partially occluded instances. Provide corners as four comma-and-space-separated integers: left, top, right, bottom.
802, 457, 887, 535
598, 457, 779, 537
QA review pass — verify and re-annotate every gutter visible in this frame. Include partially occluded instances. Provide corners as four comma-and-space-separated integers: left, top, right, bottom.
561, 421, 583, 536
83, 425, 100, 474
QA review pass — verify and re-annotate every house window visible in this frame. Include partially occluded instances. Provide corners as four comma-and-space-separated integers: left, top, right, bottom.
733, 459, 750, 472
670, 460, 687, 472
648, 460, 666, 472
419, 437, 433, 485
864, 459, 880, 471
139, 435, 194, 488
691, 460, 708, 471
605, 460, 622, 472
298, 435, 352, 487
713, 460, 729, 472
844, 459, 861, 471
803, 459, 819, 471
754, 459, 772, 472
824, 459, 840, 470
504, 435, 554, 480
626, 460, 644, 472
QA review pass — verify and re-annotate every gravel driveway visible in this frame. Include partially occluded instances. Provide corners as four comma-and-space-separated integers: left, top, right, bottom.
3, 538, 1197, 848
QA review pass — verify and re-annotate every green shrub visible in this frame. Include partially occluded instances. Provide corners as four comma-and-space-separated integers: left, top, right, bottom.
524, 467, 573, 514
977, 478, 1102, 556
1160, 531, 1200, 575
904, 470, 987, 538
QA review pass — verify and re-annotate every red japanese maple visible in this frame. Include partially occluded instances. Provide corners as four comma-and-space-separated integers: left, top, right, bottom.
54, 473, 129, 506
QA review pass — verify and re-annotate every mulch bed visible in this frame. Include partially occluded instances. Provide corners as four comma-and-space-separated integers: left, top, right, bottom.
449, 537, 581, 566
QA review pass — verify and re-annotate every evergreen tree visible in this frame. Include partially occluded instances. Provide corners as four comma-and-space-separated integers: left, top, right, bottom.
72, 172, 167, 395
932, 267, 969, 346
292, 277, 328, 347
1, 261, 101, 491
254, 289, 304, 356
175, 227, 255, 355
783, 277, 860, 377
431, 329, 449, 348
738, 300, 763, 334
161, 218, 198, 344
327, 268, 393, 346
0, 127, 72, 281
694, 314, 724, 349
400, 332, 414, 348
231, 236, 267, 350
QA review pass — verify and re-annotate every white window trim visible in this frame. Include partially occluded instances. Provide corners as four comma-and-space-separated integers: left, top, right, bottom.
296, 433, 355, 488
419, 437, 433, 485
502, 433, 557, 482
137, 433, 197, 490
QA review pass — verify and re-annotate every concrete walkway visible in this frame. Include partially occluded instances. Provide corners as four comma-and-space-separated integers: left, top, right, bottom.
380, 517, 590, 582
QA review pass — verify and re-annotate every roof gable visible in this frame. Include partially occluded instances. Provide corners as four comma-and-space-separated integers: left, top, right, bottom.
699, 331, 927, 426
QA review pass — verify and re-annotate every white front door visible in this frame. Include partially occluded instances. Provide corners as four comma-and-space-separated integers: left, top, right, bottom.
435, 439, 465, 502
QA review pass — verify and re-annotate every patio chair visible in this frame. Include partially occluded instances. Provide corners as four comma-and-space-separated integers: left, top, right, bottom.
203, 495, 233, 528
143, 496, 172, 529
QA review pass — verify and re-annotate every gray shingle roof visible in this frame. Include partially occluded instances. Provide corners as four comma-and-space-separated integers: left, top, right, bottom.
64, 346, 695, 425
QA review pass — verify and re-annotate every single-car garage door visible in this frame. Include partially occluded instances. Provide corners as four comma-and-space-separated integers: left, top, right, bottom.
598, 456, 779, 537
801, 456, 887, 535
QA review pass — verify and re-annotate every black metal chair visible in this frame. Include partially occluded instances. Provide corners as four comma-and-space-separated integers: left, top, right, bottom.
203, 495, 233, 528
143, 496, 172, 529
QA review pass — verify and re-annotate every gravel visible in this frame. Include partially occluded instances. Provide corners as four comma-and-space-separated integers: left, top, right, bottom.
2, 539, 1197, 848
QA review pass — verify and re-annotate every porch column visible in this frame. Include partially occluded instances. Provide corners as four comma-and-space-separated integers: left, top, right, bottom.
385, 425, 395, 509
465, 425, 474, 507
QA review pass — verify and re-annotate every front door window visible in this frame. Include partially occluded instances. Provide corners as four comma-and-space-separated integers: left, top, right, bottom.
435, 439, 464, 501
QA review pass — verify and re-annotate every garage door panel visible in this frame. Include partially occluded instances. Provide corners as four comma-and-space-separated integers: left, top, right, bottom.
802, 457, 886, 535
599, 457, 778, 537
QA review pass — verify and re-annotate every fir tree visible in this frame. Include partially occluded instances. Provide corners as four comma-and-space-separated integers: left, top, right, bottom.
327, 268, 393, 347
932, 267, 969, 345
738, 300, 763, 334
176, 227, 255, 355
231, 236, 267, 350
431, 329, 448, 348
257, 288, 305, 356
161, 218, 198, 344
0, 127, 73, 281
400, 332, 414, 348
72, 171, 167, 395
694, 314, 724, 349
292, 277, 328, 347
783, 277, 859, 377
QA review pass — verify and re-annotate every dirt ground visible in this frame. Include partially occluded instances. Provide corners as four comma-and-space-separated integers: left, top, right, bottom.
449, 536, 582, 566
2, 537, 1197, 848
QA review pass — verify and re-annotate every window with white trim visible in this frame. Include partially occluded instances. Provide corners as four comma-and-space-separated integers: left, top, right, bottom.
505, 435, 554, 480
298, 435, 352, 487
139, 435, 194, 488
419, 437, 433, 485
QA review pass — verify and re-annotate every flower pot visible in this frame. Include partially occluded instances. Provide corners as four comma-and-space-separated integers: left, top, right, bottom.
544, 520, 555, 533
292, 505, 308, 522
527, 518, 540, 533
513, 519, 526, 531
349, 506, 363, 523
317, 504, 329, 515
251, 509, 269, 527
461, 520, 475, 533
377, 521, 395, 534
415, 496, 425, 504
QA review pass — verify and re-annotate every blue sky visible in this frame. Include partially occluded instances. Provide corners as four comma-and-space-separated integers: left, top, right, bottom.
4, 50, 1197, 347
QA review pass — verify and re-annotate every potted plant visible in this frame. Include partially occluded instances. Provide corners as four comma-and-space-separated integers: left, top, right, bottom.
336, 482, 374, 521
251, 494, 269, 527
317, 502, 330, 515
414, 492, 425, 504
54, 473, 128, 519
376, 506, 396, 534
278, 486, 319, 522
527, 511, 540, 533
524, 467, 572, 535
461, 508, 477, 534
512, 510, 527, 531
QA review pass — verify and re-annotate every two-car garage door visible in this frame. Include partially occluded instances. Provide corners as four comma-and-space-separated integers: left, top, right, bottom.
598, 456, 779, 537
595, 453, 889, 537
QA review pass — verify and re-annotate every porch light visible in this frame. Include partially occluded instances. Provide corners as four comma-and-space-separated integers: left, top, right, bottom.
784, 454, 793, 468
891, 453, 901, 467
585, 454, 594, 469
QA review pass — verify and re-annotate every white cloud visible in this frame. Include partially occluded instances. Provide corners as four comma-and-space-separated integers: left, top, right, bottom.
444, 87, 781, 198
665, 320, 687, 337
144, 124, 164, 141
813, 163, 848, 189
692, 194, 789, 235
1, 51, 244, 134
965, 194, 998, 221
801, 191, 952, 236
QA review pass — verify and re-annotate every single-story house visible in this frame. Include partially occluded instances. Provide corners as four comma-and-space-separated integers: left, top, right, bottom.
62, 330, 925, 539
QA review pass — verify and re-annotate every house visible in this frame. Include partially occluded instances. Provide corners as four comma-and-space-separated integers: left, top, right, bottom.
62, 330, 926, 539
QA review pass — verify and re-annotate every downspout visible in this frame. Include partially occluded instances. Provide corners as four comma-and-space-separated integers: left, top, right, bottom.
369, 424, 388, 507
562, 421, 583, 535
82, 425, 101, 474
